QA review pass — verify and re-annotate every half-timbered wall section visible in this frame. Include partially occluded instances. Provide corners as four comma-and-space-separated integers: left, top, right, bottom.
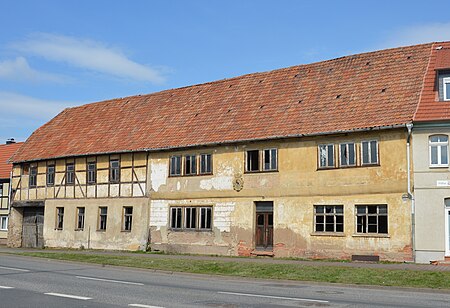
11, 152, 148, 201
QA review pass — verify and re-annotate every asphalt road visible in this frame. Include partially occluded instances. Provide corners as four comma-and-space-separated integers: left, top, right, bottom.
0, 254, 449, 308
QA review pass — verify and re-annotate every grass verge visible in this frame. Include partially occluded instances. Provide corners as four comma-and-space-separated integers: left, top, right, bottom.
14, 252, 450, 289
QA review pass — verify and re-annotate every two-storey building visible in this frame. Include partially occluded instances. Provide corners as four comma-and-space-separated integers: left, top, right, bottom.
0, 139, 23, 244
8, 42, 447, 262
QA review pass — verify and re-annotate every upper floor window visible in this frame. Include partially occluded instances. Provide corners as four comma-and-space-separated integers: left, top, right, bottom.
444, 77, 450, 101
318, 144, 334, 168
263, 148, 277, 171
29, 166, 37, 188
361, 140, 378, 165
246, 148, 278, 172
184, 154, 197, 175
47, 165, 55, 186
430, 135, 449, 167
170, 155, 182, 176
339, 143, 356, 167
66, 163, 75, 185
0, 183, 3, 196
170, 153, 213, 176
199, 154, 212, 174
110, 159, 120, 183
87, 162, 96, 184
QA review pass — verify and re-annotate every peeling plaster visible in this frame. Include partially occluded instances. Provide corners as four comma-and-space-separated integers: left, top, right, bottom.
200, 176, 233, 190
151, 162, 167, 192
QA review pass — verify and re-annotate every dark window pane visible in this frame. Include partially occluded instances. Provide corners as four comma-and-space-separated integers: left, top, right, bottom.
247, 150, 259, 171
362, 142, 369, 164
268, 214, 273, 226
316, 216, 324, 224
336, 223, 343, 232
378, 216, 388, 233
316, 206, 324, 213
257, 214, 264, 226
316, 223, 324, 232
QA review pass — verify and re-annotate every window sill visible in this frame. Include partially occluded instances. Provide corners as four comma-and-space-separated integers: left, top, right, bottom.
169, 173, 214, 178
54, 228, 63, 231
97, 229, 106, 232
310, 232, 345, 237
429, 165, 449, 169
244, 170, 278, 174
352, 233, 390, 238
74, 228, 84, 231
121, 230, 132, 233
169, 228, 213, 232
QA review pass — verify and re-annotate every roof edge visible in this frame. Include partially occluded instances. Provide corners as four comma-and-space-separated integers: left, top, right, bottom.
13, 124, 408, 164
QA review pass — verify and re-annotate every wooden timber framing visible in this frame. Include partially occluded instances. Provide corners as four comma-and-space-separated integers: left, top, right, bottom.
11, 152, 148, 201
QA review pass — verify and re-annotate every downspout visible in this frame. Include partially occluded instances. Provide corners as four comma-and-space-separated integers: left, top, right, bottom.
406, 123, 415, 262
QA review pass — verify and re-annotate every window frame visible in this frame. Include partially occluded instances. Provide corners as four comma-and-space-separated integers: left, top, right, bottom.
29, 166, 37, 188
46, 165, 55, 186
361, 140, 379, 166
355, 204, 388, 234
263, 148, 278, 171
184, 154, 197, 176
444, 77, 450, 101
0, 215, 8, 231
122, 206, 133, 232
169, 206, 213, 231
429, 135, 449, 167
76, 207, 85, 230
109, 159, 120, 183
66, 163, 75, 185
314, 205, 344, 233
87, 162, 97, 184
339, 142, 356, 167
245, 148, 278, 173
318, 144, 335, 169
169, 155, 182, 176
199, 153, 212, 175
56, 207, 64, 230
98, 207, 108, 231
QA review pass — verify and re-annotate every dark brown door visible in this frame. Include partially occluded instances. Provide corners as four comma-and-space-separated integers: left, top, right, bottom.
256, 212, 273, 249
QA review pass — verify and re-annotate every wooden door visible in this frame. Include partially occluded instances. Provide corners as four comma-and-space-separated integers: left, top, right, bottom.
22, 207, 44, 248
256, 212, 273, 249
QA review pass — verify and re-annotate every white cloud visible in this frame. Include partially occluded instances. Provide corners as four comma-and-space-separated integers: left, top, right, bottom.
0, 57, 69, 83
0, 91, 73, 120
12, 33, 166, 84
379, 22, 450, 49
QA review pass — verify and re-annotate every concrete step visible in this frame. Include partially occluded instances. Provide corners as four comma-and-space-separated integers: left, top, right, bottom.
250, 250, 274, 257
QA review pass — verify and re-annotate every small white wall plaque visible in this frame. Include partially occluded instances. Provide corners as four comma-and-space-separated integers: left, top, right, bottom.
437, 180, 450, 187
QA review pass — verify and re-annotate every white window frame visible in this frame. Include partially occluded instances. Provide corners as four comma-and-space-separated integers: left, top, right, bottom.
263, 148, 278, 171
318, 144, 335, 168
429, 135, 449, 167
444, 77, 450, 101
361, 140, 379, 165
169, 206, 213, 231
339, 142, 356, 167
0, 215, 8, 231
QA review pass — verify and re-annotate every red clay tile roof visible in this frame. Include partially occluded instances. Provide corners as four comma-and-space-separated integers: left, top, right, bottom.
0, 142, 23, 178
13, 43, 435, 163
414, 42, 450, 122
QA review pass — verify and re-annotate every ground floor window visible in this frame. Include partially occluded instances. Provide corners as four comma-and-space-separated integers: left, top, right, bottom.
170, 206, 212, 230
98, 207, 107, 231
314, 205, 344, 232
0, 215, 7, 230
56, 207, 64, 230
76, 207, 85, 230
356, 204, 388, 234
123, 206, 133, 231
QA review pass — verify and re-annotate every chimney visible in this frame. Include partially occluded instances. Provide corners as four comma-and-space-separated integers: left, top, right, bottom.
6, 138, 15, 144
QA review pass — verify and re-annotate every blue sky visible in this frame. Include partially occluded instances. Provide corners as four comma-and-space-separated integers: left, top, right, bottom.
2, 0, 450, 142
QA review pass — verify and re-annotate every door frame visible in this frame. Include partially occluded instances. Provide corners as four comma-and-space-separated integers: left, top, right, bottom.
255, 201, 273, 250
445, 204, 450, 257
